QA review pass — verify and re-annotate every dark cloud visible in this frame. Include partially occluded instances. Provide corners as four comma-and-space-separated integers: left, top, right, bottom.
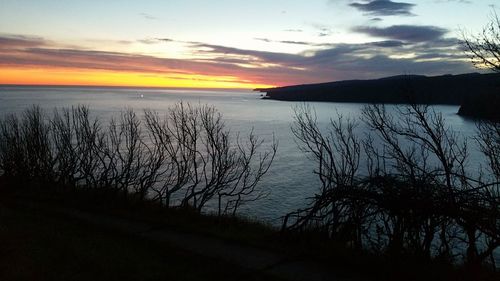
0, 34, 46, 49
283, 29, 303, 32
352, 25, 448, 42
190, 43, 303, 65
418, 37, 459, 48
350, 0, 415, 16
328, 55, 471, 77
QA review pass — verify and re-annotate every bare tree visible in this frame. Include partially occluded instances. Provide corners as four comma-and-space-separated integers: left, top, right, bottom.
217, 131, 277, 216
362, 103, 470, 261
51, 108, 78, 187
0, 103, 277, 218
477, 121, 500, 180
144, 103, 197, 207
283, 103, 500, 267
177, 104, 277, 215
462, 10, 500, 268
283, 104, 365, 248
475, 121, 500, 265
462, 12, 500, 72
0, 114, 26, 178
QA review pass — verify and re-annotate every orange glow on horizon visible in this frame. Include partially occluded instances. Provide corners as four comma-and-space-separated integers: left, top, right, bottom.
0, 67, 275, 89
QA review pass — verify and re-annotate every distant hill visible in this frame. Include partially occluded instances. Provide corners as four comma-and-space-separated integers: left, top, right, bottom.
258, 73, 500, 106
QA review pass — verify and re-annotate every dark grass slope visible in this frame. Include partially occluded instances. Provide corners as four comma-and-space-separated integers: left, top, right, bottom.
1, 180, 499, 281
0, 184, 282, 281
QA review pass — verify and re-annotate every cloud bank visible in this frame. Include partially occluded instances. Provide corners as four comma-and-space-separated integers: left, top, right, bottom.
0, 32, 475, 87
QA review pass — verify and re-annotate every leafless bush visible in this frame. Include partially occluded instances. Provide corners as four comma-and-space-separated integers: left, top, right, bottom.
143, 105, 192, 207
51, 108, 78, 186
0, 114, 26, 178
475, 121, 500, 263
362, 103, 469, 261
0, 106, 54, 182
0, 103, 277, 217
142, 103, 277, 215
283, 104, 365, 248
283, 103, 500, 267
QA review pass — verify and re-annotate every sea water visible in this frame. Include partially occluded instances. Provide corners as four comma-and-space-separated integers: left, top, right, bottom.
0, 86, 479, 222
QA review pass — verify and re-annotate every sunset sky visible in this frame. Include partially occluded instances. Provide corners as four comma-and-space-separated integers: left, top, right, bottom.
0, 0, 496, 88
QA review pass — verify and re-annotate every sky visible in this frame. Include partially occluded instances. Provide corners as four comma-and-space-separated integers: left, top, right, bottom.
0, 0, 497, 88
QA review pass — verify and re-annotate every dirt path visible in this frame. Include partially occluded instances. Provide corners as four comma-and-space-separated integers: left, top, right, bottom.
17, 201, 359, 281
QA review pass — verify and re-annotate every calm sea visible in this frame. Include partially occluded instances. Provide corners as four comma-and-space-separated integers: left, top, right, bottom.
0, 86, 478, 223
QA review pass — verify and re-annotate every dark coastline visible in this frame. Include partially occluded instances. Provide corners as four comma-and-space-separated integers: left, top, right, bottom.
258, 73, 500, 113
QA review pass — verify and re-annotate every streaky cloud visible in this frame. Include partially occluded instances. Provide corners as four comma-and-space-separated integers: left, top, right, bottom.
254, 38, 272, 43
138, 37, 174, 44
139, 12, 157, 20
254, 38, 324, 46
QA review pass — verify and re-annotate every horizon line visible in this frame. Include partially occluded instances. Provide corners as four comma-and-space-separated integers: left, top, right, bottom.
0, 83, 257, 92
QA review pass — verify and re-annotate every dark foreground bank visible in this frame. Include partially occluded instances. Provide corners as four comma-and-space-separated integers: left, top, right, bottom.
0, 188, 278, 281
1, 180, 499, 281
0, 181, 355, 281
1, 105, 499, 280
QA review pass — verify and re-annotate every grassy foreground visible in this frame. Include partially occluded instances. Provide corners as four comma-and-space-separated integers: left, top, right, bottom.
0, 180, 499, 281
0, 185, 283, 281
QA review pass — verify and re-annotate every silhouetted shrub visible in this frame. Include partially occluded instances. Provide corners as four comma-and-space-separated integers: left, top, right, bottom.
283, 103, 500, 270
0, 104, 277, 216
